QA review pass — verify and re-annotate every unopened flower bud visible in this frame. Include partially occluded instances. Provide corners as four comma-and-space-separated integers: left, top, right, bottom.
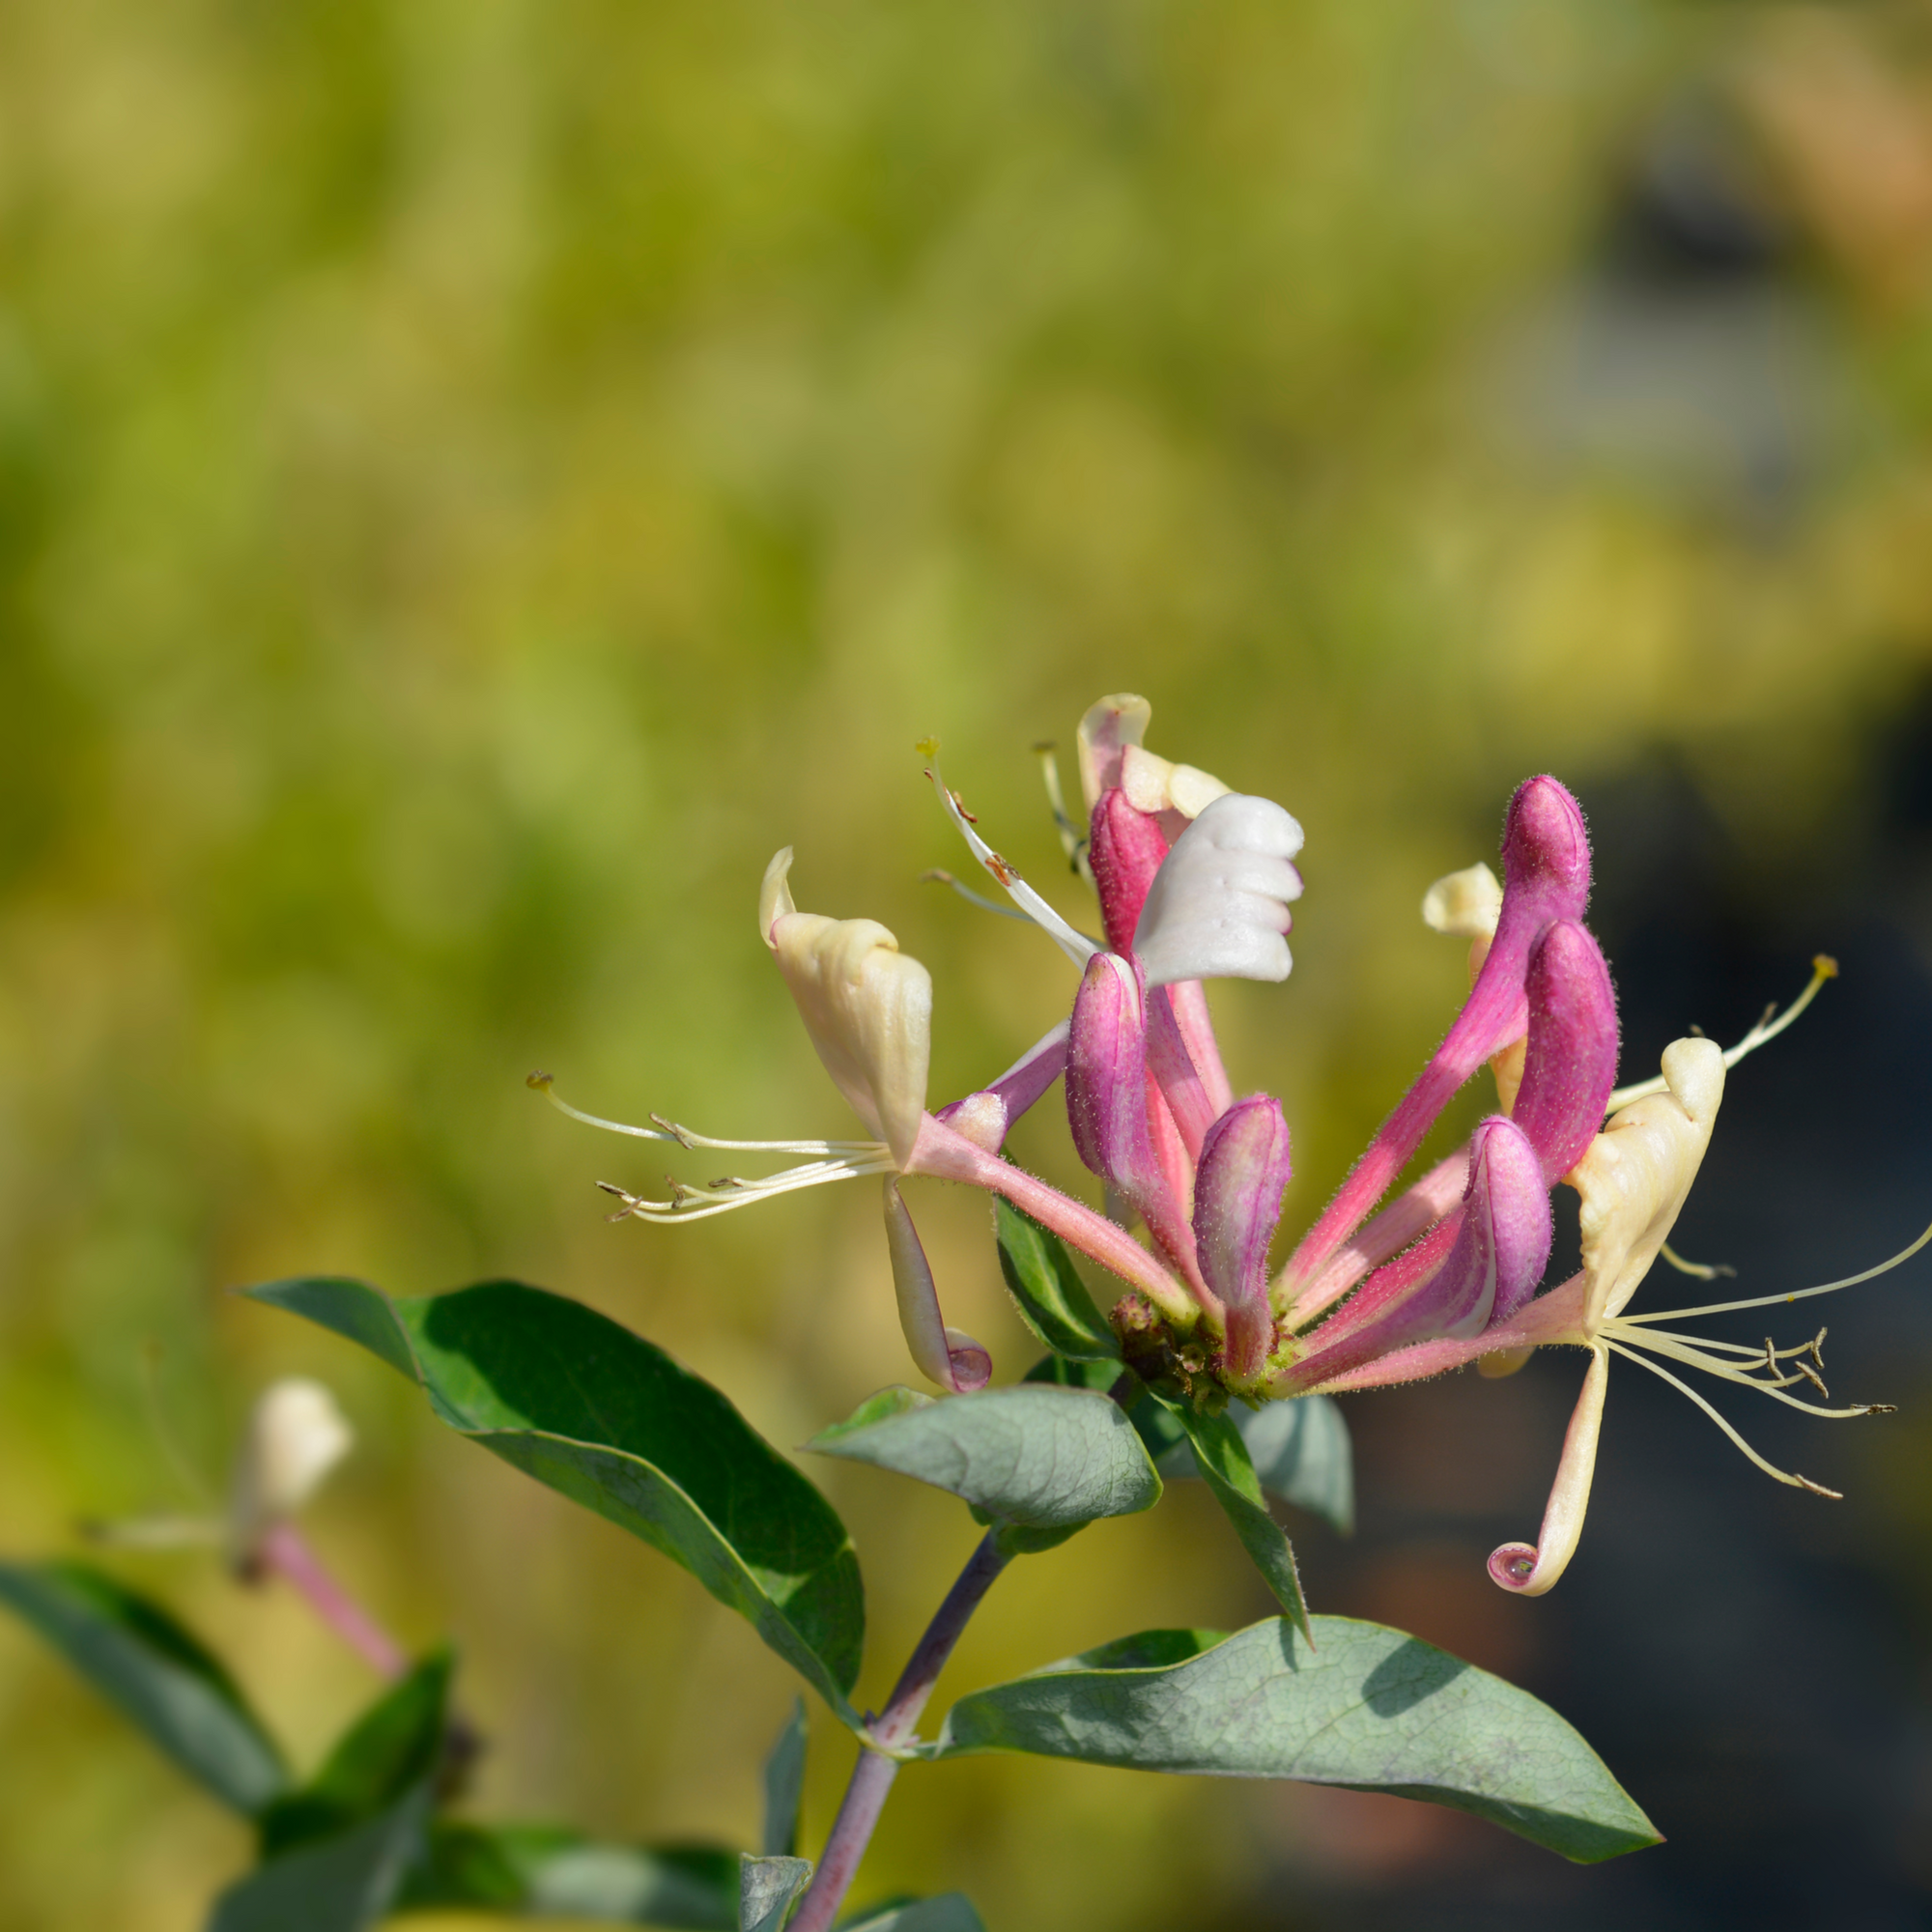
1192, 1096, 1293, 1380
229, 1378, 354, 1558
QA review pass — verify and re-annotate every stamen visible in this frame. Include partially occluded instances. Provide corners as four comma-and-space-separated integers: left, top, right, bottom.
1617, 1214, 1932, 1325
919, 740, 1098, 971
529, 1072, 675, 1142
1605, 956, 1837, 1113
596, 1151, 898, 1224
1603, 1325, 1882, 1419
1661, 1242, 1736, 1280
530, 1075, 884, 1159
1605, 1341, 1845, 1495
1033, 740, 1094, 884
922, 868, 1034, 923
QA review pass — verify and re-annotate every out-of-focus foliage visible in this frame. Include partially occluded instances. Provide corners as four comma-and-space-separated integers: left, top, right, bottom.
5, 1, 1932, 1927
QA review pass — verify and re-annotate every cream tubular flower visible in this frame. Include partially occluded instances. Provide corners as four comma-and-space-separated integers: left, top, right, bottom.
228, 1378, 355, 1565
1491, 1034, 1912, 1596
760, 848, 931, 1167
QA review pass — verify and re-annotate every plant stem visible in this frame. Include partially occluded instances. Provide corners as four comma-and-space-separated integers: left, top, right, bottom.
255, 1520, 410, 1679
787, 1530, 1011, 1932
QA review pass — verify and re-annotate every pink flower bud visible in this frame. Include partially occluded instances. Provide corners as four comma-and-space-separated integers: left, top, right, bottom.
1192, 1097, 1293, 1381
1090, 785, 1172, 956
1511, 920, 1619, 1184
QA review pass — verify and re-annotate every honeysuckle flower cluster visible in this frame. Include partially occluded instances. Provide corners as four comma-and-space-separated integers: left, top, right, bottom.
542, 695, 1923, 1597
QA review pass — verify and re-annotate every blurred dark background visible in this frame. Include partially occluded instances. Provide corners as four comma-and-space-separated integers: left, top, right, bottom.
4, 2, 1932, 1927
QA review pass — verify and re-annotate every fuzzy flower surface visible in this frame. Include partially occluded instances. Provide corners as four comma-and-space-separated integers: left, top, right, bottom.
542, 696, 1919, 1593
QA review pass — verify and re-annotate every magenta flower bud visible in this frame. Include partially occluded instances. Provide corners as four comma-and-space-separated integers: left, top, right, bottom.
1499, 775, 1591, 934
1281, 1115, 1550, 1386
1065, 952, 1154, 1188
1510, 919, 1619, 1184
1192, 1096, 1293, 1381
1065, 950, 1198, 1282
1285, 775, 1592, 1293
1436, 1116, 1553, 1337
1090, 785, 1173, 956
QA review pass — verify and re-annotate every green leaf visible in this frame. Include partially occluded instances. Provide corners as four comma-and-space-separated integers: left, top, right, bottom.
207, 1785, 434, 1932
1171, 1406, 1310, 1642
1159, 1397, 1355, 1536
837, 1896, 986, 1932
249, 1277, 865, 1723
920, 1616, 1661, 1864
259, 1652, 452, 1856
0, 1560, 287, 1814
397, 1824, 739, 1926
807, 1385, 1159, 1537
740, 1854, 812, 1931
760, 1699, 808, 1859
994, 1202, 1119, 1362
1020, 1354, 1121, 1394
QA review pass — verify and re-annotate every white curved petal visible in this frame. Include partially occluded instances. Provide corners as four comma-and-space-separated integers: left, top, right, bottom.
1132, 793, 1305, 986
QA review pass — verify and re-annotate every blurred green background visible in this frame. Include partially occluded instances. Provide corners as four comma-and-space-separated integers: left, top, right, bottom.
7, 1, 1932, 1926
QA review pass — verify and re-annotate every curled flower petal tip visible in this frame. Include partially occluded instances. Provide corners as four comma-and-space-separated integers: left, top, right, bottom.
1134, 794, 1305, 987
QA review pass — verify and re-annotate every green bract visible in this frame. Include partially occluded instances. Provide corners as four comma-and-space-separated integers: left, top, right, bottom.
994, 1202, 1120, 1362
247, 1276, 866, 1725
920, 1616, 1661, 1863
1167, 1405, 1311, 1642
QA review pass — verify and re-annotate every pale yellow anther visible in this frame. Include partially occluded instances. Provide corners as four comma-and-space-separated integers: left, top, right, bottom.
1422, 863, 1503, 940
1570, 1037, 1725, 1329
763, 857, 932, 1167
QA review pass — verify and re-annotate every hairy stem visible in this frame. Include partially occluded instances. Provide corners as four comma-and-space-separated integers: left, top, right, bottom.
255, 1520, 409, 1679
788, 1531, 1011, 1932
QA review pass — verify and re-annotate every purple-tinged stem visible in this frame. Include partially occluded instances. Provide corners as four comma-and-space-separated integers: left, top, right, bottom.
256, 1520, 409, 1679
788, 1533, 1011, 1932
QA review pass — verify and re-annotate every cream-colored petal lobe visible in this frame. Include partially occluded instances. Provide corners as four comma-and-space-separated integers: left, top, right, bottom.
759, 847, 798, 942
1421, 863, 1503, 939
1570, 1036, 1725, 1327
1076, 694, 1152, 811
770, 909, 931, 1164
1488, 1347, 1608, 1596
